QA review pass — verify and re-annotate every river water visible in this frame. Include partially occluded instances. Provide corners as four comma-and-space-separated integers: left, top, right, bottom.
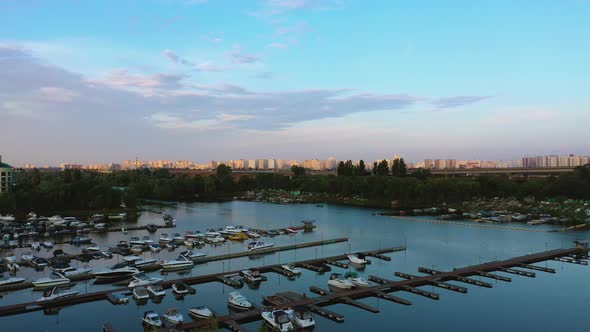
1, 201, 589, 331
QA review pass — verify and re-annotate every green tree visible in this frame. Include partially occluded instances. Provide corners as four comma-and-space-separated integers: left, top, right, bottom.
358, 160, 366, 175
290, 165, 306, 177
377, 160, 390, 176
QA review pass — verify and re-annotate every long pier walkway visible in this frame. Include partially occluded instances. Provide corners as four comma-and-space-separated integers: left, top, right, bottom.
176, 243, 589, 331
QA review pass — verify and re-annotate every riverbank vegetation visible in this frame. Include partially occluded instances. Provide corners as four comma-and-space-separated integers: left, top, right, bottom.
1, 162, 589, 223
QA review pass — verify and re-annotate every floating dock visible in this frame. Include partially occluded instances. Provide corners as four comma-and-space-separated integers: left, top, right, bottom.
171, 245, 588, 331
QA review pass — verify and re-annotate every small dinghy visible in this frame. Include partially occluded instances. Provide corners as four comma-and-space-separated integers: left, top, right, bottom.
261, 309, 294, 332
162, 307, 184, 325
228, 291, 253, 311
281, 264, 302, 276
188, 306, 215, 320
142, 311, 162, 328
347, 254, 368, 265
327, 273, 354, 289
147, 284, 166, 297
36, 286, 79, 302
133, 286, 150, 300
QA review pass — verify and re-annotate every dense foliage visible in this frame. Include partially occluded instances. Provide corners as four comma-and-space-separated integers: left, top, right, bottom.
1, 164, 590, 213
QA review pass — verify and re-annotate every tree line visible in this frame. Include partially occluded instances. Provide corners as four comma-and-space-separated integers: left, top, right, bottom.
1, 163, 589, 214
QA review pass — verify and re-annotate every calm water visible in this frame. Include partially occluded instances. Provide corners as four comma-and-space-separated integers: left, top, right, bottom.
1, 201, 589, 331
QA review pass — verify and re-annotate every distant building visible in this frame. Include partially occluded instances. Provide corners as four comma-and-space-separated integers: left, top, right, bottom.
0, 155, 15, 193
424, 159, 434, 169
446, 159, 457, 169
434, 159, 446, 169
60, 163, 82, 170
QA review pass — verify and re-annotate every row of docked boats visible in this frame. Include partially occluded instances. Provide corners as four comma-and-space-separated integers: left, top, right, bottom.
328, 272, 370, 289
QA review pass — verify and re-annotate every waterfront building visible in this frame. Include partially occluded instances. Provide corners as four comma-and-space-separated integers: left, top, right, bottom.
0, 155, 15, 193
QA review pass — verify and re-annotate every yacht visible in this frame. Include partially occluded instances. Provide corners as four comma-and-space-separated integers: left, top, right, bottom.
328, 273, 354, 289
247, 241, 274, 251
162, 307, 184, 325
131, 258, 157, 268
33, 272, 70, 288
185, 231, 204, 239
36, 287, 79, 302
128, 273, 163, 288
240, 269, 264, 283
158, 233, 173, 243
188, 306, 215, 320
150, 243, 161, 252
347, 254, 368, 265
141, 236, 153, 245
161, 255, 194, 271
133, 286, 150, 300
147, 284, 166, 297
287, 307, 315, 329
94, 266, 140, 280
142, 311, 162, 328
122, 255, 142, 264
129, 237, 144, 246
228, 291, 253, 311
205, 229, 221, 238
281, 264, 302, 276
0, 277, 26, 286
130, 245, 143, 254
344, 272, 370, 287
261, 310, 294, 332
54, 266, 92, 278
247, 231, 261, 238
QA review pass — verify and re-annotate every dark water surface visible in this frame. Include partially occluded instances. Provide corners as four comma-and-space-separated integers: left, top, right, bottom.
1, 201, 589, 331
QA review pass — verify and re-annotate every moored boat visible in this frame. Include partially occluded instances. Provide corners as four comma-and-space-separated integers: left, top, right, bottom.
162, 307, 184, 325
228, 291, 253, 311
32, 272, 70, 288
347, 254, 368, 265
147, 284, 166, 297
128, 273, 163, 288
241, 269, 264, 283
142, 311, 162, 328
188, 306, 215, 320
287, 307, 315, 329
0, 276, 26, 286
328, 273, 354, 289
36, 287, 79, 302
94, 266, 140, 280
281, 264, 302, 276
54, 266, 92, 278
344, 271, 370, 287
133, 286, 150, 300
261, 309, 294, 332
247, 241, 274, 251
161, 255, 194, 271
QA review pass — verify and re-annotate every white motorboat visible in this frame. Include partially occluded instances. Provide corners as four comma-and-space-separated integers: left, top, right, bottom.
128, 273, 163, 288
130, 245, 143, 254
241, 269, 264, 283
142, 311, 162, 328
36, 287, 79, 302
133, 286, 150, 300
150, 243, 161, 252
32, 272, 70, 288
172, 282, 193, 295
122, 255, 142, 264
171, 233, 184, 243
179, 250, 207, 259
94, 223, 107, 230
285, 227, 298, 234
85, 246, 101, 252
0, 277, 26, 286
185, 231, 204, 239
328, 273, 354, 289
209, 236, 225, 243
161, 255, 194, 271
31, 241, 41, 251
347, 254, 368, 265
281, 264, 302, 276
31, 257, 48, 269
287, 307, 315, 329
234, 225, 249, 233
129, 237, 144, 246
147, 284, 166, 297
162, 307, 184, 325
261, 310, 294, 332
247, 231, 261, 238
131, 258, 157, 268
54, 266, 92, 278
158, 233, 173, 243
344, 272, 370, 287
21, 252, 35, 261
205, 229, 221, 238
247, 241, 274, 251
94, 266, 140, 280
188, 306, 215, 320
228, 291, 253, 311
6, 262, 19, 273
141, 236, 153, 245
0, 214, 15, 222
42, 241, 54, 248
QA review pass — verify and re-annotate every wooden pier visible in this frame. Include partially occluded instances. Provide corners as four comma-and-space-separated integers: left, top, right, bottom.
171, 245, 588, 331
0, 246, 404, 317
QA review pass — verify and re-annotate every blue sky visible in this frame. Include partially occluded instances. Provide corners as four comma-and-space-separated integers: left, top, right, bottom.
0, 0, 588, 166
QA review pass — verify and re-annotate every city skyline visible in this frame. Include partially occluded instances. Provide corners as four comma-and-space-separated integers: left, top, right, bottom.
1, 1, 589, 165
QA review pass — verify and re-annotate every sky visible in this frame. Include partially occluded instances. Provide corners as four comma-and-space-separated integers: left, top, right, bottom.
0, 0, 589, 166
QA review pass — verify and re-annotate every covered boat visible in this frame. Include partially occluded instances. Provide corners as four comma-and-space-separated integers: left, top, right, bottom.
142, 311, 162, 328
261, 310, 294, 332
328, 273, 354, 289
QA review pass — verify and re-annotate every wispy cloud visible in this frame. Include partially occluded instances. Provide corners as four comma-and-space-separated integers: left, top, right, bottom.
163, 49, 224, 71
432, 96, 492, 110
228, 48, 260, 64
